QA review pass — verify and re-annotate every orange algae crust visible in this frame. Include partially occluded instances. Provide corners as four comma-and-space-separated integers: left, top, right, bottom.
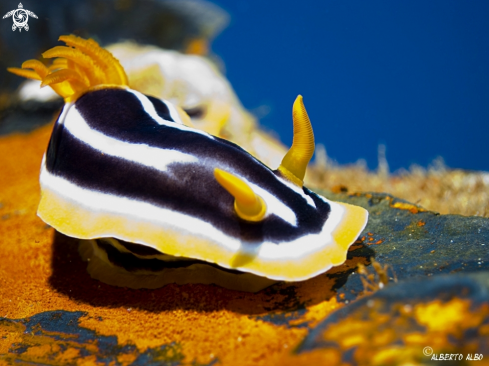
287, 295, 489, 366
0, 124, 364, 365
391, 201, 426, 214
355, 193, 426, 214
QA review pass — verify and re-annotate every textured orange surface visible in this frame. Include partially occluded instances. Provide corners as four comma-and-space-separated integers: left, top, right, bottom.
0, 124, 355, 365
285, 298, 489, 366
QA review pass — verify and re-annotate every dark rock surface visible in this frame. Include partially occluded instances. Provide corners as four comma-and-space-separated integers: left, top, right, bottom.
320, 191, 489, 304
294, 272, 489, 364
0, 311, 193, 366
0, 99, 62, 136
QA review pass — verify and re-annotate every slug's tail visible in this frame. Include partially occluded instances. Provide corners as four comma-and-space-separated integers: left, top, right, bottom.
8, 35, 128, 102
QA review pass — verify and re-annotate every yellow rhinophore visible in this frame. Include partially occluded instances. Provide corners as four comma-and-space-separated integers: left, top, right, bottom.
214, 168, 267, 222
278, 95, 315, 186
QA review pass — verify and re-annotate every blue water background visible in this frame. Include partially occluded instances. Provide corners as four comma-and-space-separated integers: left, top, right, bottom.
211, 0, 489, 172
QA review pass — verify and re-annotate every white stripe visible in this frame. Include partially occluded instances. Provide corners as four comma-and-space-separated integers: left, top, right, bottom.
244, 180, 297, 226
128, 89, 214, 138
276, 175, 316, 207
63, 106, 199, 172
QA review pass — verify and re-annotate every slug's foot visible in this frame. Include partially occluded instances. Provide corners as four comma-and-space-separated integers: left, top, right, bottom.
78, 239, 278, 293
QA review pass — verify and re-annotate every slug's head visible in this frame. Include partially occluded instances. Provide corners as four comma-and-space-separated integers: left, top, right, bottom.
8, 35, 129, 102
213, 94, 315, 223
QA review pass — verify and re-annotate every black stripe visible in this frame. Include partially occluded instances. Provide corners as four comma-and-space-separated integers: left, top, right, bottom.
146, 95, 174, 122
96, 239, 246, 275
117, 238, 163, 256
45, 106, 66, 169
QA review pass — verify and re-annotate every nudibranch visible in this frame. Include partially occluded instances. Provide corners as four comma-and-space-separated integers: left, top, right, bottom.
9, 35, 368, 292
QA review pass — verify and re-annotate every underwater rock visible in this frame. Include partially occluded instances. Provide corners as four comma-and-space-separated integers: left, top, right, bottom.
0, 99, 63, 135
0, 310, 187, 365
319, 191, 489, 303
275, 191, 489, 364
291, 272, 489, 365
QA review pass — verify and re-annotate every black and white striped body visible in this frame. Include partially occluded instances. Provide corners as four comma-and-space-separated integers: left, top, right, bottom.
38, 87, 367, 281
